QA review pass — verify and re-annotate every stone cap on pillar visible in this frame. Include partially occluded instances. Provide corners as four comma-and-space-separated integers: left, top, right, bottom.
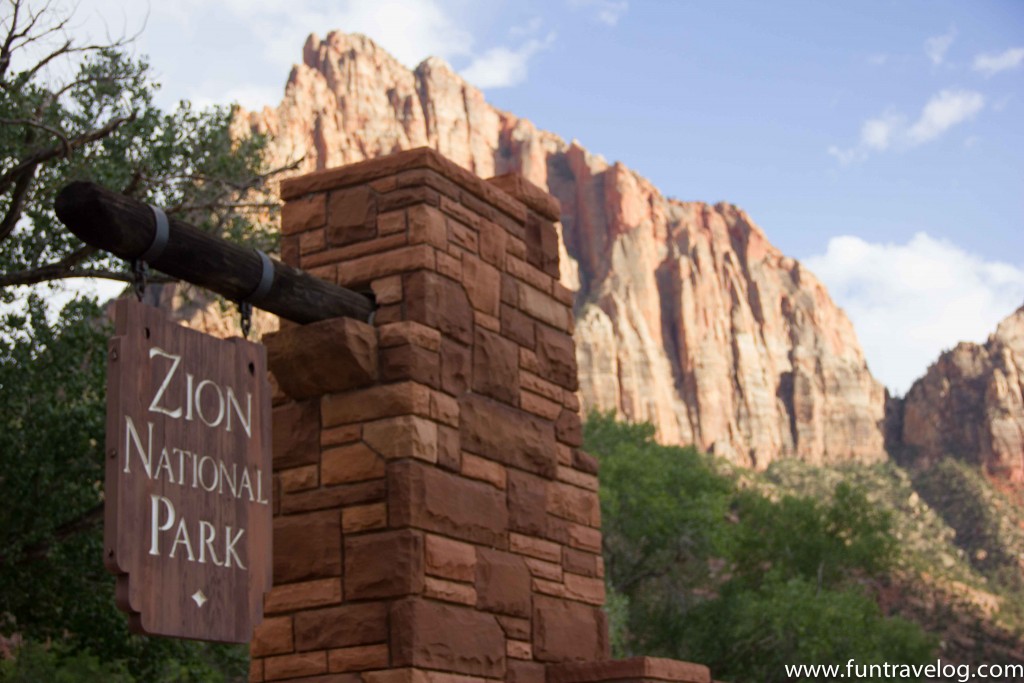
547, 657, 712, 683
280, 146, 560, 223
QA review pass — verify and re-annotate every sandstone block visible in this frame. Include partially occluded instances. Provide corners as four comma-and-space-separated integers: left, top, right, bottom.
264, 651, 327, 681
345, 529, 424, 599
475, 548, 532, 617
430, 391, 460, 427
321, 424, 361, 448
381, 343, 440, 387
322, 442, 385, 485
572, 450, 600, 474
280, 465, 319, 493
377, 186, 441, 212
521, 390, 563, 420
342, 502, 388, 533
501, 273, 518, 305
472, 327, 519, 405
437, 250, 462, 280
300, 228, 326, 255
424, 576, 477, 605
252, 616, 294, 657
336, 245, 436, 289
408, 204, 448, 249
460, 394, 557, 477
294, 602, 388, 651
371, 275, 402, 305
564, 573, 606, 605
556, 409, 583, 447
437, 425, 462, 471
547, 657, 712, 683
507, 640, 533, 660
487, 173, 561, 222
266, 317, 379, 399
440, 339, 471, 396
281, 479, 385, 515
281, 235, 299, 267
273, 399, 320, 469
508, 255, 552, 294
328, 644, 389, 673
501, 304, 536, 348
264, 578, 342, 614
425, 533, 477, 582
519, 284, 570, 331
328, 186, 377, 245
536, 326, 578, 391
562, 548, 602, 578
388, 460, 508, 546
405, 270, 473, 345
462, 254, 501, 316
524, 557, 563, 582
378, 209, 407, 235
378, 321, 442, 351
478, 220, 508, 268
390, 598, 505, 677
558, 469, 590, 494
507, 661, 546, 683
509, 533, 561, 563
524, 214, 560, 278
548, 482, 600, 526
507, 469, 548, 536
461, 452, 507, 489
363, 415, 438, 462
273, 510, 341, 583
321, 382, 432, 426
282, 193, 326, 235
533, 596, 608, 662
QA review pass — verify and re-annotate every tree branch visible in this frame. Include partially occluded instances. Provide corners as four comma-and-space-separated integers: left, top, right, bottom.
0, 113, 134, 192
0, 165, 34, 243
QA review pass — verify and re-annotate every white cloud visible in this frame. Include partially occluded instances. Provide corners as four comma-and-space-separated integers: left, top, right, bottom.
925, 26, 956, 65
568, 0, 629, 27
973, 47, 1024, 76
461, 33, 555, 89
906, 89, 985, 145
828, 90, 983, 164
805, 233, 1024, 395
861, 112, 903, 151
866, 53, 888, 66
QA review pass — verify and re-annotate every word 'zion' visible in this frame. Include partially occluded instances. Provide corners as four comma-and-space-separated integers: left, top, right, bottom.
122, 347, 268, 570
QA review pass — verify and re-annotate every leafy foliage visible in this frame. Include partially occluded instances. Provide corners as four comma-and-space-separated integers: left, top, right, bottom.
0, 299, 249, 681
0, 1, 287, 677
0, 0, 288, 297
586, 412, 936, 681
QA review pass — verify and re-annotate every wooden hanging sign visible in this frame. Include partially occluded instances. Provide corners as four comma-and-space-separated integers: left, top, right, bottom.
104, 298, 273, 643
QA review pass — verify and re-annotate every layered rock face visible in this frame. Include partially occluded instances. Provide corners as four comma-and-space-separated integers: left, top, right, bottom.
901, 307, 1024, 480
239, 31, 887, 468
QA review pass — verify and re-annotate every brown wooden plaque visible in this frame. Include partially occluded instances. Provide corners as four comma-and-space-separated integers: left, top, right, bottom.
104, 299, 272, 643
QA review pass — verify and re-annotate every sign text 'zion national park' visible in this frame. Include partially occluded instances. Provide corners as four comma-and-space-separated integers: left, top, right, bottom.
104, 298, 272, 643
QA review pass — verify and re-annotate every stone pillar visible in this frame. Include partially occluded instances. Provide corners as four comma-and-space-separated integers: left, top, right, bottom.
250, 148, 608, 683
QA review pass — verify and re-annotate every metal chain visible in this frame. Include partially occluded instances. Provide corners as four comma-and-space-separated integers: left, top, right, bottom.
239, 301, 253, 339
131, 259, 148, 301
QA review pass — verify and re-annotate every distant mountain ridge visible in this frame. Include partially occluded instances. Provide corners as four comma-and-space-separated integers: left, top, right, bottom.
237, 30, 890, 469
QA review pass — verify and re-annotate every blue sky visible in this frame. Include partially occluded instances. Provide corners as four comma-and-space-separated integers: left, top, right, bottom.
45, 0, 1024, 392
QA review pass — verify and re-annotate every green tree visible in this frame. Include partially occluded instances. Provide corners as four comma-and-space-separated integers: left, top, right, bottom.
0, 1, 288, 677
585, 412, 936, 681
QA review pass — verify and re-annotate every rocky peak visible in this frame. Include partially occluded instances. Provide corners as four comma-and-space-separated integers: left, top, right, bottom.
239, 31, 889, 468
901, 307, 1024, 481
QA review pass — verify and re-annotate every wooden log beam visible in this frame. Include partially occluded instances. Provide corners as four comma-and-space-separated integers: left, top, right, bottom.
54, 181, 375, 324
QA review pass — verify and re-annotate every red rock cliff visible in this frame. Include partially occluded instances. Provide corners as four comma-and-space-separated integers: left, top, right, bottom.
239, 31, 887, 468
901, 307, 1024, 480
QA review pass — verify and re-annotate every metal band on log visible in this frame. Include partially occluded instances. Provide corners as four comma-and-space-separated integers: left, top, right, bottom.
55, 181, 375, 324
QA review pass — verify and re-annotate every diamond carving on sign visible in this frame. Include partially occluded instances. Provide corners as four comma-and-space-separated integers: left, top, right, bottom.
191, 589, 208, 608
